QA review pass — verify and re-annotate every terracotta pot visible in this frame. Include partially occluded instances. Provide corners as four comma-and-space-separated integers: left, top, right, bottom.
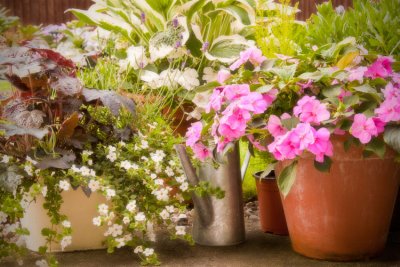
276, 136, 400, 261
254, 171, 288, 235
390, 191, 400, 243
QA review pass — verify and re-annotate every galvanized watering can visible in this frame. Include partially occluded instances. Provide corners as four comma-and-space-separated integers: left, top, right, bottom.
175, 144, 245, 246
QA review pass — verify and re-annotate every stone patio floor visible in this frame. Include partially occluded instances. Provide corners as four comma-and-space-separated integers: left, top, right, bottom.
4, 213, 400, 267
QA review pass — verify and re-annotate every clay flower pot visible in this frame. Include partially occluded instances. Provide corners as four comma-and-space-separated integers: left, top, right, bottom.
390, 192, 400, 243
254, 171, 288, 235
276, 136, 400, 261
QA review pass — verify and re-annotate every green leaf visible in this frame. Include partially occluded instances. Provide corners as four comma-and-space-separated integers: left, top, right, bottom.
277, 160, 297, 197
205, 35, 249, 63
217, 5, 252, 25
322, 85, 342, 98
313, 156, 332, 172
352, 84, 378, 94
365, 138, 386, 159
384, 125, 400, 153
255, 84, 274, 93
38, 246, 47, 255
343, 94, 360, 107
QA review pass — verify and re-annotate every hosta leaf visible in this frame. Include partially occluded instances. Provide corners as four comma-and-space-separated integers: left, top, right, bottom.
82, 88, 135, 116
50, 75, 82, 96
205, 35, 249, 63
384, 125, 400, 153
277, 160, 297, 197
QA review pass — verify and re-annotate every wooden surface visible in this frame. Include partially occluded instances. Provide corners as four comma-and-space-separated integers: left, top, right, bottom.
0, 0, 353, 25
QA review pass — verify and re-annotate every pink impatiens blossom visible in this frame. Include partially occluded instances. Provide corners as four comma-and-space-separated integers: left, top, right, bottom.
185, 121, 203, 147
372, 117, 386, 134
308, 128, 333, 162
347, 66, 367, 83
365, 56, 394, 79
267, 115, 287, 138
217, 69, 231, 84
262, 89, 278, 106
237, 92, 268, 114
218, 105, 251, 140
229, 47, 266, 71
268, 131, 300, 161
293, 96, 330, 124
290, 123, 315, 150
338, 88, 352, 101
375, 98, 400, 123
206, 87, 224, 112
382, 82, 400, 101
223, 84, 251, 101
350, 114, 378, 144
192, 143, 211, 161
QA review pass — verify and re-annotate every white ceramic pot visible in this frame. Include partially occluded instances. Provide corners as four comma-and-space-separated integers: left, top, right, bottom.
20, 189, 107, 252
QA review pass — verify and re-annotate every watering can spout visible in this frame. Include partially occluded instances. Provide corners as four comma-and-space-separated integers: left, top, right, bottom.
175, 144, 213, 227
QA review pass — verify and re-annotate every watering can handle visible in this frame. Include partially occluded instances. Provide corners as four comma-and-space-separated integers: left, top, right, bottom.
241, 149, 251, 181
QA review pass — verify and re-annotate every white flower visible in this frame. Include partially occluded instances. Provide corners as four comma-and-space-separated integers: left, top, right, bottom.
35, 259, 48, 267
141, 156, 149, 162
152, 188, 169, 202
108, 145, 117, 152
120, 160, 132, 170
134, 246, 143, 254
41, 186, 48, 197
176, 175, 186, 184
98, 204, 109, 216
150, 173, 157, 179
92, 216, 102, 226
165, 166, 174, 177
0, 211, 8, 224
154, 179, 164, 186
118, 141, 126, 146
202, 67, 217, 83
120, 46, 148, 71
106, 152, 117, 162
126, 200, 137, 212
175, 226, 186, 236
115, 237, 125, 248
1, 155, 10, 163
143, 248, 154, 257
177, 68, 200, 90
168, 160, 176, 166
82, 150, 93, 156
106, 188, 116, 199
62, 220, 71, 228
141, 140, 149, 149
179, 182, 189, 192
166, 205, 175, 213
108, 224, 123, 237
60, 236, 72, 251
150, 150, 165, 163
192, 91, 212, 109
146, 221, 156, 242
26, 156, 38, 165
24, 165, 33, 176
159, 209, 170, 220
88, 180, 100, 192
134, 212, 146, 222
123, 216, 130, 225
124, 234, 133, 242
58, 180, 70, 191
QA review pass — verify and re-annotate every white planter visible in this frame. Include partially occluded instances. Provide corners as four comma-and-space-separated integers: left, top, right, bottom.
21, 189, 107, 252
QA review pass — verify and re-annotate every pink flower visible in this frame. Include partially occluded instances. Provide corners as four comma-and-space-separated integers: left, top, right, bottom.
365, 56, 394, 79
229, 47, 266, 71
382, 82, 400, 101
375, 98, 400, 122
262, 89, 278, 106
185, 121, 203, 147
192, 143, 211, 161
338, 88, 352, 101
217, 69, 231, 84
290, 123, 315, 150
218, 105, 251, 140
297, 80, 313, 91
206, 87, 224, 112
216, 138, 231, 153
247, 135, 267, 151
293, 96, 330, 124
347, 66, 367, 83
237, 92, 268, 114
222, 84, 250, 101
372, 117, 386, 134
308, 127, 333, 162
350, 114, 378, 144
268, 131, 299, 160
267, 115, 287, 138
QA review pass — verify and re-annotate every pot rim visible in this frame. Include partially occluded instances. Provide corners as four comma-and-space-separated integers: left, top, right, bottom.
253, 170, 276, 180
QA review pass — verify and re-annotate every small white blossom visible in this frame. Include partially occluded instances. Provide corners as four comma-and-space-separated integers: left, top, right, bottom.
60, 236, 72, 251
0, 211, 8, 224
62, 220, 71, 228
141, 140, 149, 149
58, 180, 70, 191
166, 205, 175, 213
159, 209, 170, 220
92, 216, 102, 226
141, 156, 149, 162
98, 204, 109, 216
134, 212, 146, 222
150, 173, 157, 179
115, 237, 125, 248
165, 166, 174, 177
106, 224, 123, 237
41, 186, 48, 197
143, 248, 154, 257
123, 216, 130, 225
134, 245, 143, 254
26, 156, 38, 165
88, 180, 100, 192
126, 200, 137, 212
88, 159, 93, 166
168, 160, 176, 166
1, 155, 10, 163
82, 150, 93, 156
24, 165, 33, 176
152, 188, 169, 202
106, 152, 117, 162
176, 175, 186, 184
154, 179, 164, 186
106, 188, 116, 199
124, 234, 133, 242
175, 226, 186, 236
35, 259, 48, 267
179, 182, 189, 192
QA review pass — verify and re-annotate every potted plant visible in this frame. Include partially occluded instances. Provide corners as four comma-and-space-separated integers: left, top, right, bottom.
0, 44, 206, 266
253, 169, 288, 235
183, 33, 400, 260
